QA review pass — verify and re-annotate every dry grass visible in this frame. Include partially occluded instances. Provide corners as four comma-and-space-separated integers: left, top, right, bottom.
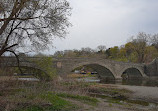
67, 73, 97, 78
0, 76, 17, 81
0, 67, 15, 76
0, 75, 149, 111
0, 76, 98, 110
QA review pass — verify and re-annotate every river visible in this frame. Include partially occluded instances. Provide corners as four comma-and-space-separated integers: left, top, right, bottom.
101, 79, 158, 87
78, 77, 158, 87
18, 75, 158, 87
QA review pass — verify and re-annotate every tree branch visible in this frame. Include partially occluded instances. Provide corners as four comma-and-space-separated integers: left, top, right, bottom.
0, 44, 18, 57
0, 0, 28, 35
5, 44, 18, 50
6, 50, 23, 74
0, 17, 40, 22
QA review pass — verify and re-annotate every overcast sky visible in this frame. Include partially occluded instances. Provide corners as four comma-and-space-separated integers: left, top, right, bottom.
45, 0, 158, 54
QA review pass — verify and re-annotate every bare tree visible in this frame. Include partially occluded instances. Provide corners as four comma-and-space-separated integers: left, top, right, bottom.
54, 51, 64, 57
0, 0, 71, 57
81, 47, 93, 55
97, 45, 106, 53
150, 34, 158, 49
130, 32, 150, 63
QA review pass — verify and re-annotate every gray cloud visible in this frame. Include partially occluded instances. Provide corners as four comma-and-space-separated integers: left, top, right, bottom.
45, 0, 158, 54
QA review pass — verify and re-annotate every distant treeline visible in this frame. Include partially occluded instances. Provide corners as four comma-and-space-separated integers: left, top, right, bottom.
19, 32, 158, 64
53, 32, 158, 63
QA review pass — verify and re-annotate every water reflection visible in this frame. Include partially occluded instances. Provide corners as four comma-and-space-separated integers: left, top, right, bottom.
101, 79, 158, 87
100, 79, 116, 84
122, 79, 143, 86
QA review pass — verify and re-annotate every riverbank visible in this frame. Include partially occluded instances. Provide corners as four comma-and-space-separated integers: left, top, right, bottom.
117, 84, 158, 103
0, 76, 158, 111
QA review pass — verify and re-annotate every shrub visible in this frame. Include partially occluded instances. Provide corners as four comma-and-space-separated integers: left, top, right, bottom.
34, 57, 56, 81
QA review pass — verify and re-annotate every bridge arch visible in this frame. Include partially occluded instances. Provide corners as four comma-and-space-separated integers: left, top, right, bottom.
121, 66, 144, 79
5, 63, 50, 80
71, 62, 116, 79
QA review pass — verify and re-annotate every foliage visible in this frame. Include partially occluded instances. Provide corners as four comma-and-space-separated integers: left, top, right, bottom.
144, 46, 158, 63
109, 46, 119, 59
53, 32, 158, 63
33, 57, 56, 81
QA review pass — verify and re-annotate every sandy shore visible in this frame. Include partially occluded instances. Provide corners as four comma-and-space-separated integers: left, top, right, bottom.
117, 84, 158, 103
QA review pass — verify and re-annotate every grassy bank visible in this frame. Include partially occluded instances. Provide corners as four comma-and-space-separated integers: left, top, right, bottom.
0, 77, 99, 111
0, 76, 157, 111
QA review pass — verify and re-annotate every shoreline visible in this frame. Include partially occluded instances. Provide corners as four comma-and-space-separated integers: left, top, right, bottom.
115, 84, 158, 103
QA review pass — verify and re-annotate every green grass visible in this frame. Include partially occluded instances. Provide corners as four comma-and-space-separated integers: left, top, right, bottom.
41, 92, 75, 110
107, 98, 124, 105
15, 92, 78, 111
17, 106, 44, 111
126, 99, 149, 106
57, 93, 99, 106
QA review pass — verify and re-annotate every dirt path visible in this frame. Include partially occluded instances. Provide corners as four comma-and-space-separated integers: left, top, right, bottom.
116, 85, 158, 103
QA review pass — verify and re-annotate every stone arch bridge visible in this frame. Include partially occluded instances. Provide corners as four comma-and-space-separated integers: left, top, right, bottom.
1, 57, 158, 79
54, 58, 148, 79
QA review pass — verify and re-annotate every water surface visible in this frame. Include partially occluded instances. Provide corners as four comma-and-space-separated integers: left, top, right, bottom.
77, 76, 158, 87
